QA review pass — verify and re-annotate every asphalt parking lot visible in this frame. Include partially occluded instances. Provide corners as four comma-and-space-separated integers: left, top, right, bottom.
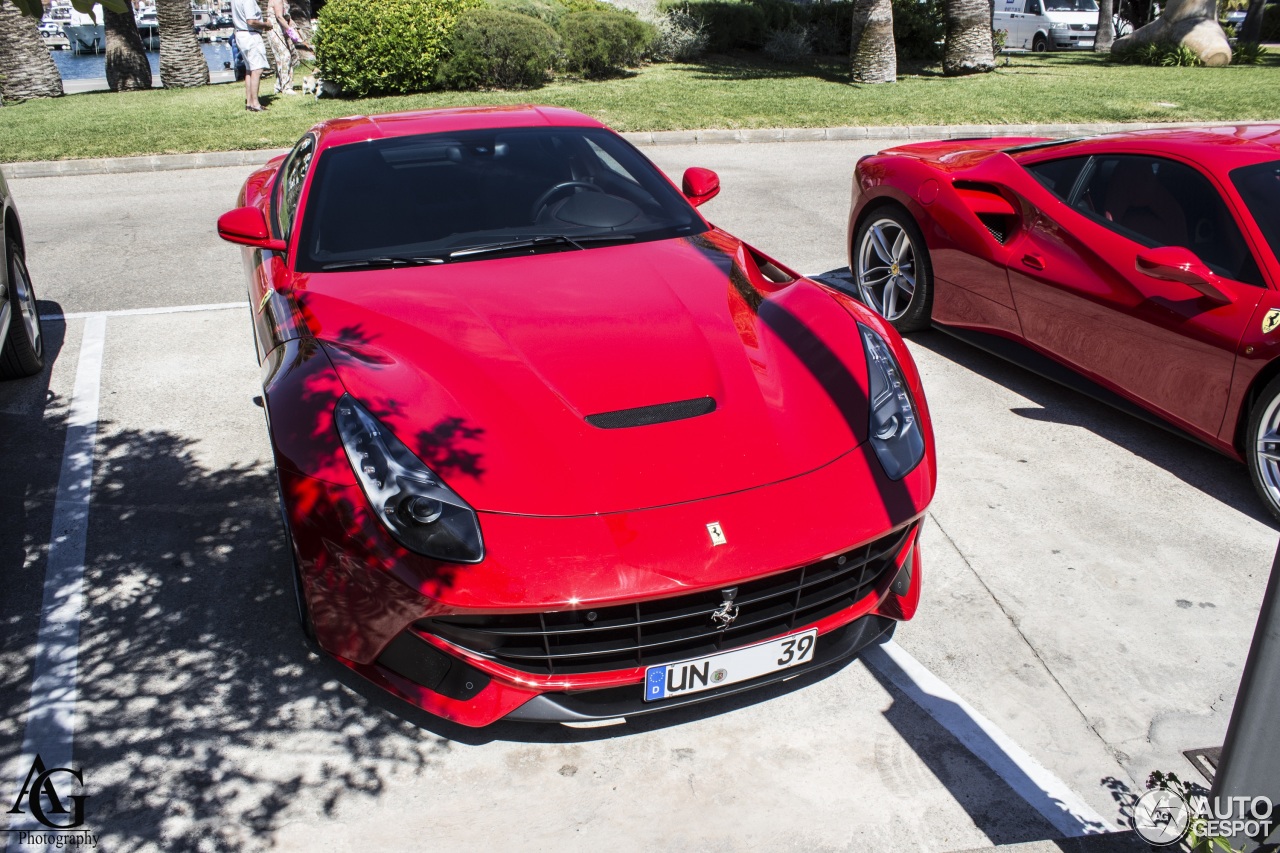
1, 138, 1276, 852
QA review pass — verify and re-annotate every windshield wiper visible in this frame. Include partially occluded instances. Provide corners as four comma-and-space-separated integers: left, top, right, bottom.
321, 255, 447, 271
448, 233, 636, 260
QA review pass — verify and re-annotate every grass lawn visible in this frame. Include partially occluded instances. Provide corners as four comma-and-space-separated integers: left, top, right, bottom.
2, 51, 1279, 162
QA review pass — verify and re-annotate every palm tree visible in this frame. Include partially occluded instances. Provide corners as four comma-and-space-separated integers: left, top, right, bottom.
1094, 0, 1116, 52
105, 5, 152, 91
850, 0, 897, 84
158, 0, 209, 87
943, 0, 995, 75
0, 0, 63, 103
1237, 0, 1266, 43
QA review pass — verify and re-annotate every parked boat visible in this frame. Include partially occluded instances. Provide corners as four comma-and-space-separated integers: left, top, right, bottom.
65, 3, 104, 55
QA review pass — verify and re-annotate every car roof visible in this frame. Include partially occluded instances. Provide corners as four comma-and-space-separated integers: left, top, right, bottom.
309, 105, 606, 151
1014, 124, 1280, 171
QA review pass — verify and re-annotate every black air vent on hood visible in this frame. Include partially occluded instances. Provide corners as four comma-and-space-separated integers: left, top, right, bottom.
585, 397, 716, 429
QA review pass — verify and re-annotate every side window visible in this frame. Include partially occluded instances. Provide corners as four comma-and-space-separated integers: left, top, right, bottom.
1075, 155, 1263, 286
1023, 0, 1039, 13
274, 135, 315, 240
1024, 156, 1089, 201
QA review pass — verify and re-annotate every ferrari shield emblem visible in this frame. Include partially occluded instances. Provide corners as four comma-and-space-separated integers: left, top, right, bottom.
706, 522, 727, 546
1264, 309, 1280, 335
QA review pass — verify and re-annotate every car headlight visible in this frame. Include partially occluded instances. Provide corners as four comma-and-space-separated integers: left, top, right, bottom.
1050, 21, 1069, 29
334, 394, 484, 563
860, 325, 925, 480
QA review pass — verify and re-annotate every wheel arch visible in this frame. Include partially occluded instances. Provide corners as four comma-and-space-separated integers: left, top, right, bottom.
1234, 358, 1280, 454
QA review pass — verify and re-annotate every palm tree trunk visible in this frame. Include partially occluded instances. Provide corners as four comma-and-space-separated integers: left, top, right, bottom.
1239, 0, 1266, 43
1094, 0, 1116, 51
105, 6, 153, 91
0, 0, 64, 103
157, 0, 209, 87
943, 0, 995, 75
1111, 0, 1230, 64
850, 0, 897, 83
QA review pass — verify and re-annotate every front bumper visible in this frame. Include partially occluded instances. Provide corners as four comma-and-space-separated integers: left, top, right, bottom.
281, 439, 933, 727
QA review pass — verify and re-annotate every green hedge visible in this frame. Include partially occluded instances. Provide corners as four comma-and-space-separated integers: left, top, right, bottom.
315, 0, 482, 96
659, 0, 942, 59
558, 10, 656, 76
438, 8, 562, 88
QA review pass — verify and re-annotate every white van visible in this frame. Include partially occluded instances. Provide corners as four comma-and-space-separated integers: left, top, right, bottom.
995, 0, 1099, 51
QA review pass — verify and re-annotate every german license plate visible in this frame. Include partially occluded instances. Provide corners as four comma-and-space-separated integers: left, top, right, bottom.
642, 629, 817, 702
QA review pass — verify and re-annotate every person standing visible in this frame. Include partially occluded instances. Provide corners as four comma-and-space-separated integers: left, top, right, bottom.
264, 0, 298, 96
231, 0, 272, 111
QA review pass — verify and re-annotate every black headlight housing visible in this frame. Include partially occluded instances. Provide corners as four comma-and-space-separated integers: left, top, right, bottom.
334, 394, 484, 563
859, 324, 925, 480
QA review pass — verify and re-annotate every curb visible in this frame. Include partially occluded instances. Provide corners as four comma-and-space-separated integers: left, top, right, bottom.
0, 120, 1235, 180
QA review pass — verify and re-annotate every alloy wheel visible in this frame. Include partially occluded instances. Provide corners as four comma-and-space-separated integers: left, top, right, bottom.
857, 218, 918, 323
10, 253, 41, 359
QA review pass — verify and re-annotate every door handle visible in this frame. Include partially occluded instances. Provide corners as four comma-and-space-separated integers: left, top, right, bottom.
1022, 253, 1046, 270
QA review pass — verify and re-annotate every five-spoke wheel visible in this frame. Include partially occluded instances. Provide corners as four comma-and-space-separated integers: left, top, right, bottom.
1247, 374, 1280, 522
0, 237, 44, 380
853, 207, 933, 332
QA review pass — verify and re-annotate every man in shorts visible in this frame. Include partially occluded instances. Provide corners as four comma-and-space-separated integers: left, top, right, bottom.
231, 0, 273, 111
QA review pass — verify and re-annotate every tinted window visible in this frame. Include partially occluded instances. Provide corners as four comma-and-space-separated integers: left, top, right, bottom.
1075, 155, 1263, 286
1024, 156, 1089, 200
1045, 0, 1097, 10
295, 127, 707, 272
275, 134, 315, 239
1231, 159, 1280, 270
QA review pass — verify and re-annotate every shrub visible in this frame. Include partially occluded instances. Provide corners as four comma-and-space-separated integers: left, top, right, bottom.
893, 0, 944, 61
992, 26, 1008, 53
315, 0, 482, 96
808, 1, 854, 54
1112, 40, 1201, 65
1263, 2, 1280, 41
489, 0, 564, 25
1231, 40, 1268, 64
558, 10, 655, 76
650, 8, 709, 60
763, 22, 812, 62
438, 8, 561, 88
665, 0, 767, 51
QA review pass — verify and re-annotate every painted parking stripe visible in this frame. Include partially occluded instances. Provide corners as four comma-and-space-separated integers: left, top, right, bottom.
864, 640, 1118, 837
4, 316, 105, 850
44, 301, 244, 322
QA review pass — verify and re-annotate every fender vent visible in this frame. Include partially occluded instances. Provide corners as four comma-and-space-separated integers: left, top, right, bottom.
585, 397, 716, 429
978, 214, 1010, 244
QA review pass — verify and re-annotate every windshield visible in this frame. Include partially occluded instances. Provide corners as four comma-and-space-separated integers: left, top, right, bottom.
1232, 160, 1280, 265
295, 127, 708, 272
1044, 0, 1098, 10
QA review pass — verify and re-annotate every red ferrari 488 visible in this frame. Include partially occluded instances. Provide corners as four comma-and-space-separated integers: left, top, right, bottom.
849, 125, 1280, 519
219, 106, 935, 727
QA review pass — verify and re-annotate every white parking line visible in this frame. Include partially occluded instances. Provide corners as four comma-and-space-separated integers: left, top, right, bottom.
5, 316, 105, 850
864, 640, 1118, 837
44, 301, 244, 321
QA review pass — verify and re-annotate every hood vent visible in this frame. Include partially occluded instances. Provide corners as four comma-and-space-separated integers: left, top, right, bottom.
585, 397, 716, 429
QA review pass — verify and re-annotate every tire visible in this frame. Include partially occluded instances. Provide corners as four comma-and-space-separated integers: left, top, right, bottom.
852, 206, 934, 333
1246, 372, 1280, 523
0, 238, 44, 380
1032, 33, 1049, 51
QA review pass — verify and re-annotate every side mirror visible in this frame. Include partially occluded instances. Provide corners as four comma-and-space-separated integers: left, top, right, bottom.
217, 206, 287, 252
1136, 246, 1230, 304
682, 167, 720, 208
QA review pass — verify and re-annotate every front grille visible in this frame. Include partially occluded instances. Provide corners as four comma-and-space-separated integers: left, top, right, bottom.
1069, 23, 1095, 30
423, 524, 914, 675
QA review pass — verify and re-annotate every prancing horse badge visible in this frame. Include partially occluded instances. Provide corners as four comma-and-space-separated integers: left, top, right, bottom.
1264, 309, 1280, 335
706, 522, 727, 546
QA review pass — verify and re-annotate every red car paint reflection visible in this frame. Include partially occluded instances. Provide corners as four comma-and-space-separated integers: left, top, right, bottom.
220, 106, 935, 727
848, 125, 1280, 521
